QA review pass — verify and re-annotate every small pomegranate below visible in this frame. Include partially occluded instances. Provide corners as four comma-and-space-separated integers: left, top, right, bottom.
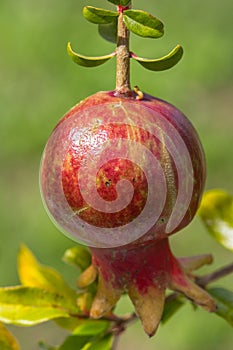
40, 91, 216, 336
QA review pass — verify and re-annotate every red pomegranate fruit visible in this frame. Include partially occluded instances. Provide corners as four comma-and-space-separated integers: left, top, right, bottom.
40, 1, 217, 337
40, 90, 216, 336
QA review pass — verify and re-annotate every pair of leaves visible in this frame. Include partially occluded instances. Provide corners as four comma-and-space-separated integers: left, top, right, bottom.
67, 42, 183, 71
68, 5, 182, 71
83, 7, 163, 39
198, 189, 233, 251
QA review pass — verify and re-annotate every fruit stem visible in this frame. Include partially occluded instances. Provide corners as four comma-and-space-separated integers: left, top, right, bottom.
115, 4, 132, 96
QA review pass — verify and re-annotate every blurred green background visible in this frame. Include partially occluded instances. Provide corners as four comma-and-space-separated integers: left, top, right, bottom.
1, 0, 233, 349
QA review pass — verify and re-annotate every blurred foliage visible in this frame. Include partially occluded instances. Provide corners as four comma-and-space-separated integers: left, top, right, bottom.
199, 190, 233, 251
0, 0, 233, 349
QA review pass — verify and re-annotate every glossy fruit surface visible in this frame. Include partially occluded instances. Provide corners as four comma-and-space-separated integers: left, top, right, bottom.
40, 91, 216, 336
40, 90, 206, 248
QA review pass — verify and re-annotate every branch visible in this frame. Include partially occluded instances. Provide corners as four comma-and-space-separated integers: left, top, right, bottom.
112, 334, 120, 350
196, 261, 233, 287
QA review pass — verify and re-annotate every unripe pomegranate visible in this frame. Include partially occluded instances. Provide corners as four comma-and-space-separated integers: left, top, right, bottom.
40, 2, 216, 336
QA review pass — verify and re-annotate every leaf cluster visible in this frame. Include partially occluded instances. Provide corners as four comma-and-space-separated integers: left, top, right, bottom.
0, 245, 112, 350
0, 188, 233, 350
67, 1, 183, 71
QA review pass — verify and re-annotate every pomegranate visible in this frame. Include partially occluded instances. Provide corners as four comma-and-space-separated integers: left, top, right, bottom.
40, 2, 216, 336
40, 90, 216, 335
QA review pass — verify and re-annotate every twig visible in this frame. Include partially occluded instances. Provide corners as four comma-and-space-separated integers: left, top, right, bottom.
112, 334, 121, 350
196, 261, 233, 287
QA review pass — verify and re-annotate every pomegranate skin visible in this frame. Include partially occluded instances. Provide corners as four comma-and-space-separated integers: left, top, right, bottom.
40, 90, 206, 248
40, 90, 216, 336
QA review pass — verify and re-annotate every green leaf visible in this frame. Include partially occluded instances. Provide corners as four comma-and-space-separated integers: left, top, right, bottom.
0, 286, 80, 326
198, 189, 233, 251
67, 42, 116, 68
38, 341, 57, 350
58, 335, 92, 350
107, 0, 131, 6
131, 44, 183, 71
83, 6, 118, 25
98, 18, 118, 43
208, 287, 233, 327
55, 317, 82, 332
85, 334, 113, 350
73, 320, 109, 336
123, 10, 164, 38
0, 323, 20, 350
62, 246, 91, 272
58, 323, 112, 350
18, 245, 76, 300
161, 295, 185, 324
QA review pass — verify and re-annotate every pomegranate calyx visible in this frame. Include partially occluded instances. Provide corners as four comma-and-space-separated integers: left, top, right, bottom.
178, 254, 213, 272
128, 284, 165, 337
90, 272, 122, 319
76, 239, 216, 336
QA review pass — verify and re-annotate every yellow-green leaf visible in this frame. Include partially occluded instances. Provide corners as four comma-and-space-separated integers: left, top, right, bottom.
123, 10, 164, 38
198, 189, 233, 251
0, 286, 80, 326
83, 6, 118, 25
85, 334, 113, 350
18, 245, 76, 300
73, 319, 109, 336
0, 323, 20, 350
131, 45, 183, 71
67, 43, 116, 67
62, 246, 91, 272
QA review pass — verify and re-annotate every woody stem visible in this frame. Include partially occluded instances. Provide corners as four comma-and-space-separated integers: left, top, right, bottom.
115, 4, 132, 95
